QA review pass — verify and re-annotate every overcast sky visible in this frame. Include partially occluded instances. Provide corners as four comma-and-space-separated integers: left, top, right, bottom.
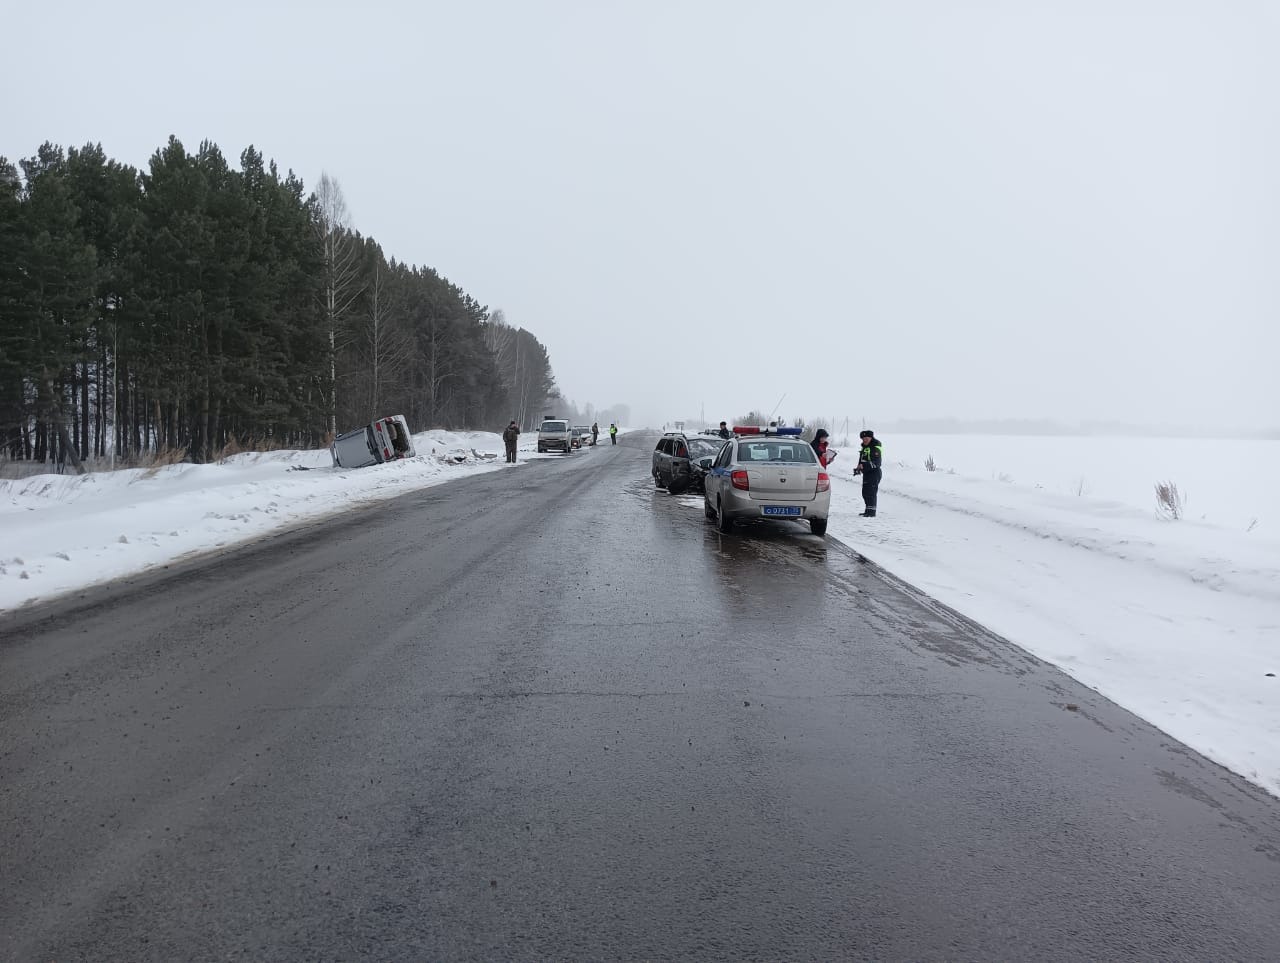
8, 0, 1278, 431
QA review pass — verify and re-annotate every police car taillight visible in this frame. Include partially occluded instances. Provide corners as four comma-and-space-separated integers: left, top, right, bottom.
817, 472, 830, 493
731, 469, 750, 491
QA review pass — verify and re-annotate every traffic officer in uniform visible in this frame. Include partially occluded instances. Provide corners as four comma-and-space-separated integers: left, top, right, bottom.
854, 430, 883, 516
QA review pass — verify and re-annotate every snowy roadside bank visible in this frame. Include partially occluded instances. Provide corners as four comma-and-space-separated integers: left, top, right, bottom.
825, 460, 1280, 798
0, 430, 529, 613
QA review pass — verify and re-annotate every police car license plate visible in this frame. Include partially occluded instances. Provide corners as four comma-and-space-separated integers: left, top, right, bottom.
762, 506, 802, 517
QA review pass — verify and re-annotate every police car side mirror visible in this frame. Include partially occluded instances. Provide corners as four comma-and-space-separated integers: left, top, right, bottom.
696, 456, 714, 470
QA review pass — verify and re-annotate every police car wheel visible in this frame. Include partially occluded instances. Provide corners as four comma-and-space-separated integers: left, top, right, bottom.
704, 498, 716, 521
716, 500, 733, 533
810, 517, 827, 537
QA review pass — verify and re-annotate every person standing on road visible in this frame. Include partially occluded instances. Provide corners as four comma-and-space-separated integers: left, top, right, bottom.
609, 423, 618, 445
502, 420, 520, 463
718, 421, 732, 439
811, 428, 831, 467
591, 422, 599, 446
854, 430, 883, 516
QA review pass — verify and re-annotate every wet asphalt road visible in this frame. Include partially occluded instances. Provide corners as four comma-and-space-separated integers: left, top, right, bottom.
2, 433, 1279, 961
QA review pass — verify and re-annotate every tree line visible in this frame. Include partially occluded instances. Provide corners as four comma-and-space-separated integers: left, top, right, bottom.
0, 137, 560, 470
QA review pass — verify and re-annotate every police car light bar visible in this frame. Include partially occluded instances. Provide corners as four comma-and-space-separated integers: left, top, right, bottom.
732, 426, 804, 436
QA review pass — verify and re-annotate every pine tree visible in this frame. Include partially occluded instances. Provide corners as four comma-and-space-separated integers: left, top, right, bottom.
18, 144, 97, 472
1, 135, 567, 464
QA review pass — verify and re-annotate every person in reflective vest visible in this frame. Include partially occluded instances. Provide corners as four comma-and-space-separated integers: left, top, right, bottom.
609, 423, 618, 445
854, 430, 883, 516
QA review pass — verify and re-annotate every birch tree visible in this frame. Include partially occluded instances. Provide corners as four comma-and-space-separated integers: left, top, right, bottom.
360, 253, 411, 418
313, 172, 363, 436
482, 307, 517, 405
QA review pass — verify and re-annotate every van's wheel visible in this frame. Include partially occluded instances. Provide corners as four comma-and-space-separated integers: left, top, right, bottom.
654, 473, 663, 489
810, 518, 828, 537
716, 499, 733, 533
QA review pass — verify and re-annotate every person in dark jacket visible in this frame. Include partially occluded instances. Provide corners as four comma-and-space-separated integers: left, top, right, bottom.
591, 422, 599, 446
718, 421, 732, 439
502, 420, 520, 463
810, 428, 831, 467
854, 430, 883, 516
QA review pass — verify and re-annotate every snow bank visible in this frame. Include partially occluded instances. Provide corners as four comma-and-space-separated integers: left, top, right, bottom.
0, 430, 517, 612
826, 452, 1280, 797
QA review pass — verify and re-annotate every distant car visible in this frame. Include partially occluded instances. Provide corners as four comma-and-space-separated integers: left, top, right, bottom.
702, 427, 830, 536
537, 419, 573, 454
331, 415, 415, 469
652, 431, 726, 494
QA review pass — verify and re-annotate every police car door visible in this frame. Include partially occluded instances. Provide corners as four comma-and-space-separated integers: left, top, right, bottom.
707, 439, 733, 503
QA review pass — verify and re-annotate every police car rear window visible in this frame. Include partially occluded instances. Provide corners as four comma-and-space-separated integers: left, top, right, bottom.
737, 442, 817, 463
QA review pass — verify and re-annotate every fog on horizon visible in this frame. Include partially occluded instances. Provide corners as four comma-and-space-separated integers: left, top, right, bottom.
8, 0, 1277, 434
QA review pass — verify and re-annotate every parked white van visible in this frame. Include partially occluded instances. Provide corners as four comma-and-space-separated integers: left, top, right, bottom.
536, 418, 573, 454
331, 415, 415, 469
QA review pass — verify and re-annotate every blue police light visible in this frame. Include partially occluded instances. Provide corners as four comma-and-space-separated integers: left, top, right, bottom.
731, 425, 804, 436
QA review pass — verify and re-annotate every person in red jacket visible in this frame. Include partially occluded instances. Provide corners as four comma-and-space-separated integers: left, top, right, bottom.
811, 428, 831, 467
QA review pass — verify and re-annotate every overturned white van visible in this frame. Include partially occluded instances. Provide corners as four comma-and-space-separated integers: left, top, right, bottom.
331, 415, 415, 469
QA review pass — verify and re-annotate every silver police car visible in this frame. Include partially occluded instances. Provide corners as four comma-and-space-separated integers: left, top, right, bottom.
702, 427, 831, 536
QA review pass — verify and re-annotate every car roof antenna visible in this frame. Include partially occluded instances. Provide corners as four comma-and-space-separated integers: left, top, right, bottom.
767, 393, 787, 425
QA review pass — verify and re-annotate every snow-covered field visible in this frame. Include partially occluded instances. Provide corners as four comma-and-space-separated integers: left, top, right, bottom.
3, 428, 1277, 798
837, 433, 1273, 532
